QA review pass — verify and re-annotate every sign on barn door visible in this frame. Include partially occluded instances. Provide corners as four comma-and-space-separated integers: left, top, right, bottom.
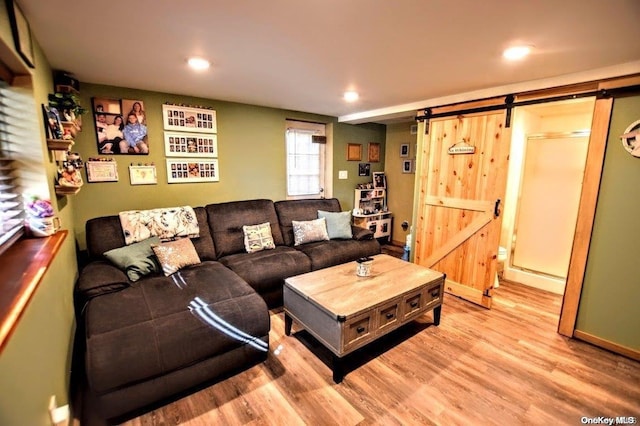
414, 111, 511, 308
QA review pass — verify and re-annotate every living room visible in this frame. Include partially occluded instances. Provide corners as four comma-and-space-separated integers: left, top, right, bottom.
1, 1, 639, 425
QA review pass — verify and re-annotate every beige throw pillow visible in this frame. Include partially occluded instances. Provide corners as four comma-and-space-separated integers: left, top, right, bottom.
243, 222, 276, 253
151, 238, 201, 276
292, 217, 329, 246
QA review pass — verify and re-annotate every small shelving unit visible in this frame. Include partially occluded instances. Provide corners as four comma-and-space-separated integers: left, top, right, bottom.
353, 188, 392, 241
47, 138, 74, 151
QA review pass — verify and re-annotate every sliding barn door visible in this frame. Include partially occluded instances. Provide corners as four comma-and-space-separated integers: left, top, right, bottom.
414, 111, 511, 308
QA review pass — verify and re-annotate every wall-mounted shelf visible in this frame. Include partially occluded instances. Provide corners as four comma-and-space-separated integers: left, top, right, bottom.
54, 185, 81, 195
47, 138, 74, 151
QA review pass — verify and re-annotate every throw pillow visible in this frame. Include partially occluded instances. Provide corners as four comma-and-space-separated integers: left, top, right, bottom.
103, 236, 161, 282
292, 217, 329, 246
151, 238, 201, 276
243, 222, 276, 253
318, 210, 353, 240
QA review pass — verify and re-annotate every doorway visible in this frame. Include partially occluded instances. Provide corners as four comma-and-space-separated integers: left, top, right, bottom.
500, 98, 596, 295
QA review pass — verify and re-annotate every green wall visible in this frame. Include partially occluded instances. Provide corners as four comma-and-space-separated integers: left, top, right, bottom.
72, 83, 385, 250
384, 122, 417, 246
576, 95, 640, 350
0, 1, 79, 425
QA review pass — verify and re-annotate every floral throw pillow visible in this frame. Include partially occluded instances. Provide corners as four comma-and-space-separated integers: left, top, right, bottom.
292, 217, 329, 246
243, 222, 276, 253
151, 238, 201, 276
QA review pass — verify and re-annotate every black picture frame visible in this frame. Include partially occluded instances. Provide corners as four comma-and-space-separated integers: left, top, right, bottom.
358, 163, 371, 177
6, 0, 35, 68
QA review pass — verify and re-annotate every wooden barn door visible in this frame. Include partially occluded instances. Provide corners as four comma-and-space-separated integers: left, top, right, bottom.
414, 111, 511, 308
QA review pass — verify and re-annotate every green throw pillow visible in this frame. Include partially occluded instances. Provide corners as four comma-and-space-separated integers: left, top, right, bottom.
104, 236, 161, 282
318, 210, 353, 240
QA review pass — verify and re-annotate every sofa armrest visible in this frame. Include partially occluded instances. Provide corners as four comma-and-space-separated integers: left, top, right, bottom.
76, 261, 130, 301
352, 225, 374, 241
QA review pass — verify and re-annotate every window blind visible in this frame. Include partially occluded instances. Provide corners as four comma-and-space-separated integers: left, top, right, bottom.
0, 79, 24, 251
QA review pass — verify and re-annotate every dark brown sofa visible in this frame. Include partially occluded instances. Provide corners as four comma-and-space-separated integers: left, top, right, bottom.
75, 198, 380, 421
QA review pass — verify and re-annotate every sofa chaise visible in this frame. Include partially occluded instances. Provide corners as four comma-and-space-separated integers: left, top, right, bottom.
75, 198, 380, 421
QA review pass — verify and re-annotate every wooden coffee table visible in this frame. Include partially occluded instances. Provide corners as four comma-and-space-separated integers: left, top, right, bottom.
284, 254, 444, 383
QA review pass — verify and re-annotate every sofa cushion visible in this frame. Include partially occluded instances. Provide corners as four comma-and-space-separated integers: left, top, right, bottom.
206, 199, 284, 257
152, 238, 201, 276
318, 210, 353, 239
218, 246, 311, 302
103, 236, 161, 282
292, 217, 329, 246
243, 222, 276, 253
76, 261, 130, 301
86, 206, 216, 261
294, 238, 382, 270
274, 198, 342, 246
84, 261, 269, 395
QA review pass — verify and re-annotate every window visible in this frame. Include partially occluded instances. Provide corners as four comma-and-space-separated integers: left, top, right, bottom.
0, 79, 24, 253
286, 120, 326, 199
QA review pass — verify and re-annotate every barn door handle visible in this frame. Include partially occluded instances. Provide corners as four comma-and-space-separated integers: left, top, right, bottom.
494, 199, 501, 218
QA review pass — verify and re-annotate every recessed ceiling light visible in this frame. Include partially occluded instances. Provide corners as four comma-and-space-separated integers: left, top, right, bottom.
187, 57, 210, 71
344, 91, 359, 102
503, 45, 532, 61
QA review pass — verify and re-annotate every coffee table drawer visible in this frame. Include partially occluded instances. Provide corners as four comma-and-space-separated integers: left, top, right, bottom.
424, 282, 443, 310
376, 300, 400, 334
342, 312, 374, 352
401, 289, 424, 320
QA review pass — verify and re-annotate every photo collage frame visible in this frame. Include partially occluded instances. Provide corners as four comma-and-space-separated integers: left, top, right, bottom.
162, 104, 218, 183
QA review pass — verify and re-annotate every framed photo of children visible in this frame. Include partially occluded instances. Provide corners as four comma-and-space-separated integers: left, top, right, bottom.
166, 159, 219, 183
164, 132, 218, 157
92, 98, 148, 155
162, 104, 217, 134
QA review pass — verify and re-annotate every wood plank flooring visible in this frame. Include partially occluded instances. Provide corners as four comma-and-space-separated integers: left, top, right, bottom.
79, 279, 640, 425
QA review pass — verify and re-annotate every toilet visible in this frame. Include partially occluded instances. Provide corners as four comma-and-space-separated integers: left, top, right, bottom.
494, 246, 508, 289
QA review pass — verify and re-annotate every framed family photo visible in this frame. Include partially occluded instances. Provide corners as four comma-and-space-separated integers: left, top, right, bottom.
400, 143, 410, 157
162, 104, 217, 134
164, 131, 218, 157
358, 163, 371, 177
373, 172, 386, 189
402, 159, 415, 174
92, 97, 148, 155
166, 158, 219, 183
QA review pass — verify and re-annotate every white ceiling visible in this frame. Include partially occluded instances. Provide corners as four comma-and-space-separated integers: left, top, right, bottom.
19, 0, 640, 124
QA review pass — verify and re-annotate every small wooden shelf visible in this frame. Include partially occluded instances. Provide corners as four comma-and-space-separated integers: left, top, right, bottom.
54, 185, 81, 195
47, 139, 74, 151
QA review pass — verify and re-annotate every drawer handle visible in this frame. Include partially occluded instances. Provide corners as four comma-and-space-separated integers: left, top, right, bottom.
386, 312, 394, 319
357, 326, 366, 333
431, 290, 439, 297
410, 301, 419, 308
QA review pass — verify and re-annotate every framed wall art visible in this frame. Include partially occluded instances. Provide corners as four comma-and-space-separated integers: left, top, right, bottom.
164, 132, 218, 157
347, 143, 362, 161
358, 163, 371, 177
400, 143, 409, 157
92, 97, 148, 154
166, 158, 219, 183
368, 143, 381, 162
162, 104, 217, 134
86, 160, 119, 182
373, 172, 386, 189
129, 165, 157, 185
402, 159, 415, 174
7, 0, 35, 68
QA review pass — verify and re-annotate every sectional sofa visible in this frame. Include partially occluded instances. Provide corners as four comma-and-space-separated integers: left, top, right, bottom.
75, 198, 381, 421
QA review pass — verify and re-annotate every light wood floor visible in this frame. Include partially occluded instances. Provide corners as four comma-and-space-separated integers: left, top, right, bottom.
80, 279, 640, 425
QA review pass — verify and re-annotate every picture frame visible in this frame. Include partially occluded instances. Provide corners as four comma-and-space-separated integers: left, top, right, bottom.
7, 0, 35, 68
373, 172, 386, 189
400, 143, 410, 157
347, 143, 362, 161
358, 163, 371, 177
410, 124, 418, 135
166, 158, 219, 183
402, 159, 415, 174
368, 142, 381, 162
164, 131, 218, 157
129, 165, 157, 185
92, 97, 149, 155
42, 105, 63, 140
86, 160, 119, 182
162, 104, 217, 134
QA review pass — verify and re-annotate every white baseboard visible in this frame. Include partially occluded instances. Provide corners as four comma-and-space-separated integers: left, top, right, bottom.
503, 267, 565, 295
